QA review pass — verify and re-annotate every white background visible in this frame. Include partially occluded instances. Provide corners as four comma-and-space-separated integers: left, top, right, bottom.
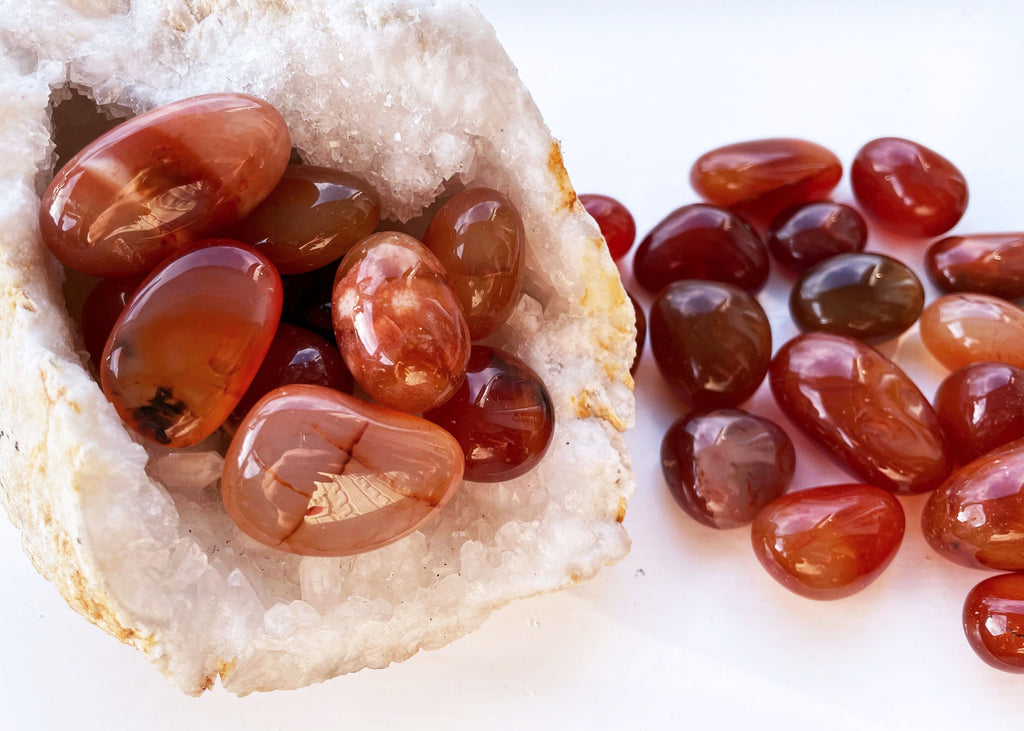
4, 1, 1024, 728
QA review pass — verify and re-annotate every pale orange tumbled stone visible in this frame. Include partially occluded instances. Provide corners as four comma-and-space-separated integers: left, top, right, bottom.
919, 293, 1024, 371
222, 384, 465, 556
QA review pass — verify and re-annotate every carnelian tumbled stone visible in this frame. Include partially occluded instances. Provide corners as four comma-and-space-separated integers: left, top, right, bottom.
789, 252, 924, 343
226, 164, 381, 275
40, 93, 290, 277
690, 138, 842, 221
633, 204, 769, 293
926, 233, 1024, 300
650, 280, 771, 409
934, 362, 1024, 465
964, 573, 1024, 673
80, 275, 142, 369
751, 484, 905, 600
579, 193, 636, 261
661, 409, 795, 529
770, 333, 950, 494
101, 240, 282, 447
424, 346, 553, 482
423, 187, 525, 339
851, 137, 968, 237
332, 231, 470, 413
767, 201, 868, 272
222, 384, 464, 556
922, 438, 1024, 571
919, 293, 1024, 371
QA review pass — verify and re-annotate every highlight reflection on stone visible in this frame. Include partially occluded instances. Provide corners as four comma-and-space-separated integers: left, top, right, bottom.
222, 384, 464, 556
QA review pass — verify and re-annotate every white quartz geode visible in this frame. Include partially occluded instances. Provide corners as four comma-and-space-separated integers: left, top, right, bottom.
0, 0, 635, 694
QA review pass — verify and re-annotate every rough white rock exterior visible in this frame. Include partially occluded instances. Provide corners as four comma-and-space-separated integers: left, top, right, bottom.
0, 0, 636, 694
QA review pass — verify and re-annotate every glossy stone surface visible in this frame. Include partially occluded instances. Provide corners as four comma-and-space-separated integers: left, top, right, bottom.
222, 384, 464, 556
40, 93, 291, 277
926, 233, 1024, 300
963, 573, 1024, 673
919, 293, 1024, 371
423, 187, 525, 339
767, 201, 868, 272
661, 409, 795, 529
690, 138, 842, 221
228, 322, 354, 429
80, 275, 142, 368
332, 232, 470, 413
101, 240, 282, 447
226, 164, 381, 275
934, 362, 1024, 465
650, 280, 771, 409
922, 437, 1024, 570
423, 346, 553, 482
579, 193, 636, 261
851, 137, 968, 237
789, 252, 924, 343
770, 333, 950, 494
751, 484, 905, 600
633, 204, 769, 293
628, 290, 646, 375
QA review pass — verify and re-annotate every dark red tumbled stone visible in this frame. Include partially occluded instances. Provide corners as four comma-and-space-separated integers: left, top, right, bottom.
934, 362, 1024, 465
80, 275, 142, 369
628, 291, 646, 375
926, 233, 1024, 300
580, 193, 636, 261
633, 204, 769, 293
964, 573, 1024, 673
767, 201, 868, 272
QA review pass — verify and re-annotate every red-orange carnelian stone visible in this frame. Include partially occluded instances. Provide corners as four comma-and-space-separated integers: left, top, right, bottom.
926, 233, 1024, 300
919, 293, 1024, 371
332, 232, 470, 413
101, 240, 281, 447
40, 93, 290, 277
690, 138, 842, 221
751, 484, 905, 600
579, 193, 636, 261
222, 384, 464, 557
770, 333, 950, 494
963, 573, 1024, 673
225, 164, 381, 275
934, 362, 1024, 465
80, 275, 142, 369
423, 187, 525, 339
922, 438, 1024, 571
851, 137, 968, 237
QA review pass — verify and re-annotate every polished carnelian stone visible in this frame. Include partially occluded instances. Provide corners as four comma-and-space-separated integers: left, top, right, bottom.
650, 280, 771, 409
922, 438, 1024, 570
332, 232, 470, 413
926, 233, 1024, 300
661, 409, 794, 529
690, 138, 842, 221
222, 384, 464, 556
40, 93, 290, 277
579, 193, 636, 261
227, 322, 354, 429
423, 187, 525, 339
851, 137, 968, 237
919, 293, 1024, 371
770, 333, 950, 494
633, 204, 768, 293
767, 201, 867, 272
101, 240, 282, 447
964, 573, 1024, 673
424, 346, 552, 482
789, 252, 924, 343
226, 164, 380, 275
80, 275, 142, 369
751, 484, 905, 600
934, 362, 1024, 465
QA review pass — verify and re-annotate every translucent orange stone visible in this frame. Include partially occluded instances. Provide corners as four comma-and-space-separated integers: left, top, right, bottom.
423, 187, 525, 339
922, 437, 1024, 571
222, 384, 464, 556
751, 484, 905, 600
919, 293, 1024, 371
40, 93, 291, 277
770, 333, 950, 494
964, 573, 1024, 673
332, 231, 471, 413
101, 240, 282, 447
225, 164, 381, 275
690, 138, 842, 221
926, 233, 1024, 300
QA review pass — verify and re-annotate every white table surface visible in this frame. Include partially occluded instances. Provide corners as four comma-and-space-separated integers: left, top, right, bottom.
4, 1, 1024, 728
